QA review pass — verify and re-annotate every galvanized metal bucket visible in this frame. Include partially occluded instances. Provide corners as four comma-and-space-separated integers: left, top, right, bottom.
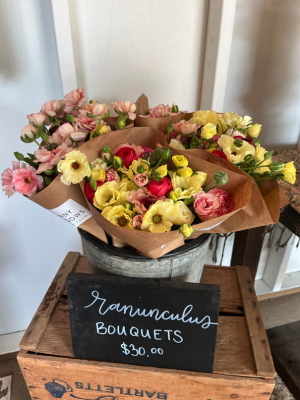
79, 229, 211, 283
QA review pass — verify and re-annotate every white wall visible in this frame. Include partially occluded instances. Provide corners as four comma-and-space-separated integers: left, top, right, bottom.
0, 0, 82, 336
224, 0, 300, 148
69, 0, 209, 110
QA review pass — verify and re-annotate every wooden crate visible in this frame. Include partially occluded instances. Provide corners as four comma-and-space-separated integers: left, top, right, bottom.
18, 252, 275, 400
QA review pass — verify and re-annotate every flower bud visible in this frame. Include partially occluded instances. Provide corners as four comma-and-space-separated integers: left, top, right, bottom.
177, 167, 193, 178
124, 202, 133, 211
113, 156, 124, 169
116, 115, 126, 130
171, 103, 179, 113
247, 124, 262, 138
167, 190, 179, 202
21, 124, 38, 143
179, 223, 195, 239
172, 155, 188, 168
137, 165, 145, 174
66, 114, 75, 123
213, 171, 228, 186
167, 122, 174, 133
233, 138, 244, 148
264, 150, 273, 160
269, 161, 285, 172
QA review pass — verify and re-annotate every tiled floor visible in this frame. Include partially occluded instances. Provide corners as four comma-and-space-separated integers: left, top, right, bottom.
0, 292, 298, 400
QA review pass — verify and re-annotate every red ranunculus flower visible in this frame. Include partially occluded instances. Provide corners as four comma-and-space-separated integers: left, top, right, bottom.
85, 181, 103, 203
147, 177, 173, 197
212, 150, 228, 161
115, 146, 138, 168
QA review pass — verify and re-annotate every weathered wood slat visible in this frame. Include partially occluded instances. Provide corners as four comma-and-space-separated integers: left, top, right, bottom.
35, 298, 256, 377
19, 252, 80, 351
236, 265, 275, 378
18, 351, 274, 400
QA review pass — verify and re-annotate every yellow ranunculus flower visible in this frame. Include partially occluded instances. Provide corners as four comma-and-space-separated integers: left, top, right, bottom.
141, 200, 174, 233
191, 110, 219, 126
168, 201, 195, 225
57, 150, 91, 185
172, 155, 188, 168
254, 145, 272, 173
119, 158, 151, 181
201, 123, 217, 139
177, 167, 193, 178
247, 124, 262, 138
218, 135, 255, 163
169, 171, 207, 199
90, 124, 110, 140
156, 165, 168, 177
102, 205, 134, 229
223, 111, 252, 129
93, 181, 119, 210
92, 169, 106, 182
282, 162, 296, 185
119, 178, 138, 192
169, 139, 185, 150
179, 223, 195, 239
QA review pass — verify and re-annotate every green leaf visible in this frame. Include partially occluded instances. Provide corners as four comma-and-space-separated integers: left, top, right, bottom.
233, 138, 243, 148
14, 152, 24, 161
40, 132, 48, 141
24, 134, 33, 143
89, 163, 93, 171
90, 179, 97, 191
44, 169, 55, 175
137, 165, 145, 174
45, 176, 52, 185
23, 157, 35, 166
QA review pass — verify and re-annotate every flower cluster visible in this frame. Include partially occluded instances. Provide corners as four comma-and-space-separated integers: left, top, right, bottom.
140, 103, 188, 118
167, 110, 296, 184
57, 144, 235, 239
1, 88, 136, 197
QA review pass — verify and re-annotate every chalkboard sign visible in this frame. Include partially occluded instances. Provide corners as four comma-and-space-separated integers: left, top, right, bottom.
66, 273, 221, 373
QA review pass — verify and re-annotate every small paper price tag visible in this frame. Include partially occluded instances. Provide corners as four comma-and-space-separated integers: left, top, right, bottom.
50, 199, 92, 227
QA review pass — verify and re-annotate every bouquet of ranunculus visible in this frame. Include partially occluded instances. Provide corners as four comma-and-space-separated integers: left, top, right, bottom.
167, 110, 296, 185
135, 94, 193, 134
53, 127, 253, 258
1, 88, 136, 198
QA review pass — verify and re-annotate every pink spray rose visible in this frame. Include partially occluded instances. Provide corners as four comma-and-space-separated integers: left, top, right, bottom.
77, 105, 110, 133
132, 215, 143, 229
12, 166, 43, 196
56, 122, 88, 142
21, 124, 38, 141
148, 104, 170, 118
40, 100, 64, 118
193, 191, 220, 221
34, 143, 73, 173
64, 88, 87, 113
134, 173, 149, 187
111, 101, 137, 120
27, 113, 46, 127
1, 161, 25, 198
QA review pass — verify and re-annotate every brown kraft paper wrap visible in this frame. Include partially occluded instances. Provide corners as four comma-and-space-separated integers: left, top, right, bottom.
27, 173, 108, 243
135, 94, 194, 134
77, 127, 253, 259
179, 147, 284, 231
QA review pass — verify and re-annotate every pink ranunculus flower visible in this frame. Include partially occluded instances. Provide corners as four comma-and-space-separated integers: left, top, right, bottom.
34, 143, 73, 173
12, 166, 43, 196
126, 187, 161, 216
21, 124, 38, 141
56, 122, 88, 142
1, 161, 25, 198
134, 173, 149, 187
193, 191, 220, 221
172, 120, 197, 135
140, 146, 153, 157
77, 108, 109, 132
40, 100, 64, 118
132, 215, 143, 229
27, 113, 46, 127
226, 129, 246, 139
149, 104, 170, 118
82, 102, 109, 117
64, 88, 87, 113
112, 143, 144, 157
111, 101, 137, 120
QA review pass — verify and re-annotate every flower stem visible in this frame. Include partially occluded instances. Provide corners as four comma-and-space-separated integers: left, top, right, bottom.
204, 181, 216, 193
